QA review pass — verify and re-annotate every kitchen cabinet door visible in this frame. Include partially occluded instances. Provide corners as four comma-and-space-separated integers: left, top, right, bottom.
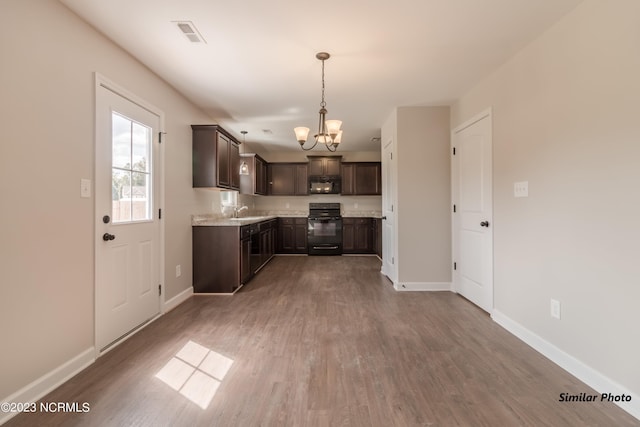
269, 164, 296, 195
374, 218, 382, 258
229, 141, 240, 190
240, 238, 252, 284
341, 162, 381, 195
192, 124, 240, 190
355, 163, 381, 195
354, 219, 373, 252
193, 226, 241, 293
308, 156, 341, 176
295, 164, 308, 195
294, 219, 308, 252
240, 154, 268, 195
277, 217, 308, 253
342, 218, 356, 252
343, 218, 373, 253
268, 163, 308, 196
256, 157, 267, 195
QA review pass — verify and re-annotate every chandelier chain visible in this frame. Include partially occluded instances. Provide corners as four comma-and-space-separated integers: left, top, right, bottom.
294, 52, 341, 151
320, 59, 326, 108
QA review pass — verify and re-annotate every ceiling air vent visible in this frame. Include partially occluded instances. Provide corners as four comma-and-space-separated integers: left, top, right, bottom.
173, 21, 206, 43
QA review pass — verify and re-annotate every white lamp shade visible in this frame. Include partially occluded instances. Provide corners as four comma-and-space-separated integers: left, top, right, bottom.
316, 134, 332, 144
239, 161, 249, 175
325, 120, 342, 136
294, 127, 310, 143
333, 130, 343, 144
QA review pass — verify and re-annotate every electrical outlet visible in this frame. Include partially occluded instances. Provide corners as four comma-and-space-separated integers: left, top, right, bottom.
80, 178, 91, 198
514, 181, 529, 198
550, 299, 561, 319
176, 265, 181, 278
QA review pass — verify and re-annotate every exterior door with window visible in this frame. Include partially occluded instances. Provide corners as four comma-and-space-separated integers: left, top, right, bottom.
95, 78, 162, 352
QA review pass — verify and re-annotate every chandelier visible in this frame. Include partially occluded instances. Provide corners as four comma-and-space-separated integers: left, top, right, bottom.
294, 52, 342, 152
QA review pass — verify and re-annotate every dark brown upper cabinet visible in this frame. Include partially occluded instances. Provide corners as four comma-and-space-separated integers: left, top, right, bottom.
341, 162, 382, 195
192, 125, 240, 190
239, 153, 268, 195
267, 163, 308, 196
307, 156, 342, 176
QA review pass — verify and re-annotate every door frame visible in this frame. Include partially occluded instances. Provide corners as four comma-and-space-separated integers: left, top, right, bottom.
94, 73, 166, 355
381, 135, 397, 283
451, 108, 493, 311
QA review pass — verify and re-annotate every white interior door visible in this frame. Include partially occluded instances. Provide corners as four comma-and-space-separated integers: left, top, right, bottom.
452, 110, 493, 312
95, 78, 162, 352
381, 137, 396, 282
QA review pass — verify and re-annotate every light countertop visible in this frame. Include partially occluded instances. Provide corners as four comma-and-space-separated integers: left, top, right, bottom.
192, 210, 382, 226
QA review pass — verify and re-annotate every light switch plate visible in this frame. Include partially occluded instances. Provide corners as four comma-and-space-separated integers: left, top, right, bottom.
176, 265, 182, 278
550, 299, 561, 319
514, 181, 528, 198
80, 178, 91, 198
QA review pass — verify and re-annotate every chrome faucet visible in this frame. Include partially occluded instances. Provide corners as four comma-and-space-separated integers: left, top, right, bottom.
233, 205, 248, 218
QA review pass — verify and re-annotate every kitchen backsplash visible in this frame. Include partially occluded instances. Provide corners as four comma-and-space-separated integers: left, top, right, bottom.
193, 189, 381, 218
255, 194, 381, 217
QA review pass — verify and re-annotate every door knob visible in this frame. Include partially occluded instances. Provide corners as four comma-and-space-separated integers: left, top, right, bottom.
103, 233, 116, 241
381, 216, 387, 220
480, 221, 490, 228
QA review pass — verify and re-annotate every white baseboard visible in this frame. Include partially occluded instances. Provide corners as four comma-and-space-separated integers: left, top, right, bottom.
492, 310, 640, 421
0, 347, 95, 425
394, 282, 452, 291
163, 286, 193, 313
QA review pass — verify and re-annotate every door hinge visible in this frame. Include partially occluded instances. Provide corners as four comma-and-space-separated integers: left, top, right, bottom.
159, 132, 166, 143
158, 284, 162, 296
159, 208, 162, 219
392, 257, 395, 265
453, 204, 456, 213
453, 147, 456, 155
454, 262, 457, 270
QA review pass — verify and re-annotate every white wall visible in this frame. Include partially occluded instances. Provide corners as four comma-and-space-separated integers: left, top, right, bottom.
452, 0, 640, 400
382, 107, 451, 286
0, 0, 216, 400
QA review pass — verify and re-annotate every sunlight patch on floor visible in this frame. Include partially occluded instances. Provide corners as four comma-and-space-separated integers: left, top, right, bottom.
155, 340, 234, 409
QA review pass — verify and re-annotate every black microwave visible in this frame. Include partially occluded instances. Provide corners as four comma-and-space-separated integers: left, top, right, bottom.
309, 176, 341, 194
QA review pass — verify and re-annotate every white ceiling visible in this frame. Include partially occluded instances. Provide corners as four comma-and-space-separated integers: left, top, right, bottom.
60, 0, 582, 152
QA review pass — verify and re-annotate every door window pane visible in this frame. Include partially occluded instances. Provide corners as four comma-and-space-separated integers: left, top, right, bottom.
112, 112, 152, 223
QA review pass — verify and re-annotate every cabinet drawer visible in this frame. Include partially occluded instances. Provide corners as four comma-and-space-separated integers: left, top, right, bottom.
259, 220, 276, 231
343, 217, 370, 225
280, 217, 307, 225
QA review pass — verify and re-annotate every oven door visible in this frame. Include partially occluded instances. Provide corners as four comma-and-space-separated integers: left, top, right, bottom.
307, 217, 342, 255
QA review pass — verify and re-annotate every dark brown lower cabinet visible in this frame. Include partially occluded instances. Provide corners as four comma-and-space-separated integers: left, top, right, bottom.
374, 218, 382, 258
343, 217, 374, 254
240, 237, 252, 284
259, 219, 277, 265
277, 217, 308, 254
193, 220, 276, 294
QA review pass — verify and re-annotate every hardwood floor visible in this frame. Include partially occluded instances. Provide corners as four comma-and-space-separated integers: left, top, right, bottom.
6, 256, 638, 426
